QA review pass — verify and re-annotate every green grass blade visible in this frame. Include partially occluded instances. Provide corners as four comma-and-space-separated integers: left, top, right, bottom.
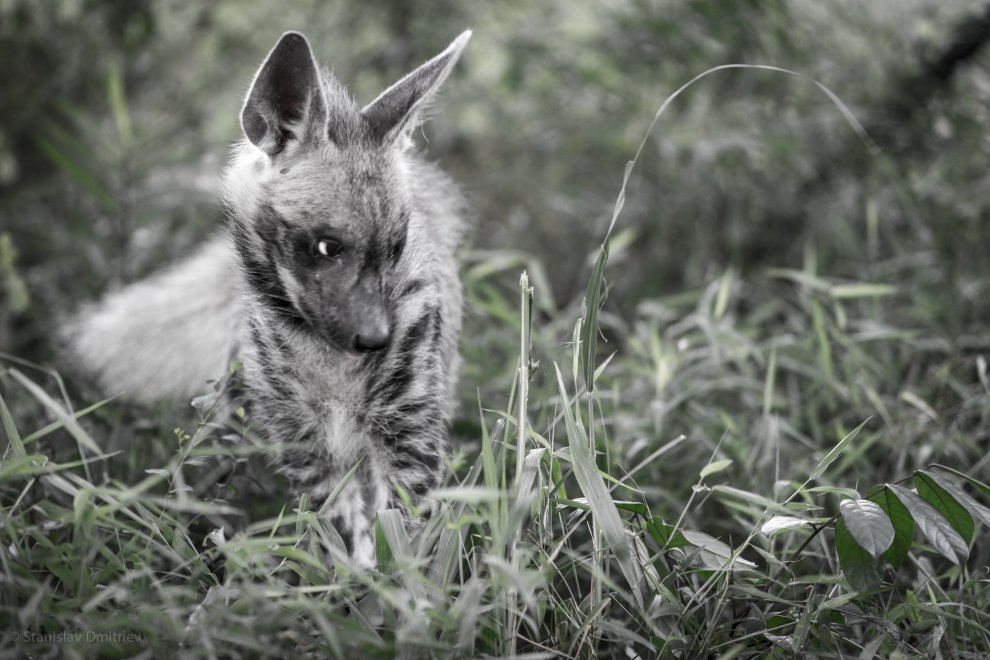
808, 418, 869, 482
0, 390, 25, 458
581, 242, 609, 389
554, 363, 643, 608
828, 283, 897, 299
20, 398, 111, 446
9, 369, 101, 455
810, 300, 834, 381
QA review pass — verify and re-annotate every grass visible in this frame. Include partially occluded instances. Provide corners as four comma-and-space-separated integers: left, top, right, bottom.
0, 242, 990, 657
4, 65, 990, 660
4, 222, 990, 658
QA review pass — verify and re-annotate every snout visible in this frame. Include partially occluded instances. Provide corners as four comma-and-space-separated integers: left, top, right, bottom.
352, 309, 391, 352
354, 326, 390, 352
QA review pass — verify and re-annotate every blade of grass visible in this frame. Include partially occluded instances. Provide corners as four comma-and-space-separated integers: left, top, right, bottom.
554, 363, 643, 610
9, 368, 101, 456
0, 390, 25, 458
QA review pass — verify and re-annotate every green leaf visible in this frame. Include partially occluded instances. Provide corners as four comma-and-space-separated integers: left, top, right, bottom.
924, 471, 990, 528
680, 530, 757, 572
645, 518, 689, 550
761, 516, 812, 535
700, 458, 733, 479
914, 472, 974, 543
867, 486, 914, 567
834, 517, 881, 591
930, 464, 990, 504
838, 498, 894, 559
888, 484, 968, 565
613, 500, 649, 515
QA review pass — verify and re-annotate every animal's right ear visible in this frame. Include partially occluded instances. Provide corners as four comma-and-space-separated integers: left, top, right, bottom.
241, 32, 326, 156
361, 30, 471, 145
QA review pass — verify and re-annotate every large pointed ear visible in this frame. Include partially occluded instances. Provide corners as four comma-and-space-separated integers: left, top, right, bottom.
241, 32, 326, 156
361, 29, 471, 144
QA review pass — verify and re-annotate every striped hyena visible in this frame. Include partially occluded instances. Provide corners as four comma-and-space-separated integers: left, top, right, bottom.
66, 30, 472, 566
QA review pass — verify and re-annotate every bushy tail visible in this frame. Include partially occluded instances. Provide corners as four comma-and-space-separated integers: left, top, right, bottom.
62, 233, 241, 404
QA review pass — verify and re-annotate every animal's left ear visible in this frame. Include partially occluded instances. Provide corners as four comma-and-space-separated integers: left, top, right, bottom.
361, 30, 472, 145
242, 31, 326, 156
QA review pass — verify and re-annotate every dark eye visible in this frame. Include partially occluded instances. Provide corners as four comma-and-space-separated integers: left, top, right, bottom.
390, 236, 406, 262
316, 238, 343, 258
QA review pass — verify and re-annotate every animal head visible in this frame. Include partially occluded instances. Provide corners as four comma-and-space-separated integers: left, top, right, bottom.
225, 30, 471, 352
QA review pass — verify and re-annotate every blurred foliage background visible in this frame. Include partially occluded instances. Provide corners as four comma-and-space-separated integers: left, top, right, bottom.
5, 5, 990, 653
4, 1, 990, 337
2, 0, 990, 510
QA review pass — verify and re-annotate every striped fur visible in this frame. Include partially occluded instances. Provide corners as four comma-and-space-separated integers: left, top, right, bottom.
65, 31, 471, 567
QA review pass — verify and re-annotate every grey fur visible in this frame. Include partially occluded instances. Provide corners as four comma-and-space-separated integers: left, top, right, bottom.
64, 30, 472, 567
63, 236, 240, 403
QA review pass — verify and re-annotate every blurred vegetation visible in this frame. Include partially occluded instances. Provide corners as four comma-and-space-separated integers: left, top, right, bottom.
3, 0, 990, 656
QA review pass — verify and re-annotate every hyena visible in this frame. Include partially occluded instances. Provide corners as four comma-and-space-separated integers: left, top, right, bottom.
65, 30, 472, 567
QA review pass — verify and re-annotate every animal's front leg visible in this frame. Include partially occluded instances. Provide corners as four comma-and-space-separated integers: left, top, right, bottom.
381, 425, 447, 523
323, 474, 382, 569
283, 447, 387, 569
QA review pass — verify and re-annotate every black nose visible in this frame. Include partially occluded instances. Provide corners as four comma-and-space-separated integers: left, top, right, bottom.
353, 330, 390, 352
